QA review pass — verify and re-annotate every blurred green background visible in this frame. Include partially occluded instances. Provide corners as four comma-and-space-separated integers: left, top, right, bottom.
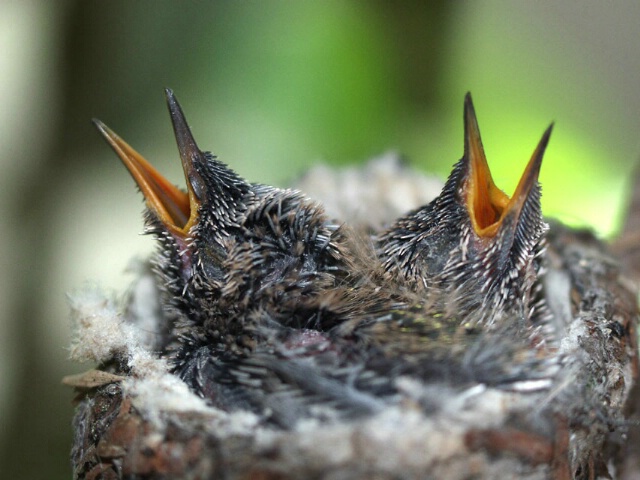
2, 1, 639, 478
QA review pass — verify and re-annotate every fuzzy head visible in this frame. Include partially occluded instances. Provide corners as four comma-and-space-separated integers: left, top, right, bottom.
94, 90, 353, 358
377, 94, 552, 324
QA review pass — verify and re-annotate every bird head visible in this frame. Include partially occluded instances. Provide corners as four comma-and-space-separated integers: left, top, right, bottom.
377, 94, 552, 324
94, 90, 353, 356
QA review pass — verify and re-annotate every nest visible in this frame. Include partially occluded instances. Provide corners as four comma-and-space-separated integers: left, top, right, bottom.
67, 148, 639, 478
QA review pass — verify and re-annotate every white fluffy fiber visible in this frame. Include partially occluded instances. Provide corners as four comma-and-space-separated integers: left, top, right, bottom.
67, 279, 263, 435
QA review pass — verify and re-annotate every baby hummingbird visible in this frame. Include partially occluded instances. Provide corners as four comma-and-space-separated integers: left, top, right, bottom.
377, 93, 551, 327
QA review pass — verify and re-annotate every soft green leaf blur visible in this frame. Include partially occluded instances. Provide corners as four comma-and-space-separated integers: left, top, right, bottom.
2, 2, 639, 478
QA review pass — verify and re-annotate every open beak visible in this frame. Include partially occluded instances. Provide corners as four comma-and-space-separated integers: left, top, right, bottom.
93, 89, 204, 239
462, 93, 552, 239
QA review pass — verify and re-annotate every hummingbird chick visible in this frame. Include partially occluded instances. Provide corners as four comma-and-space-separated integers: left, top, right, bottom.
94, 89, 374, 417
377, 93, 551, 328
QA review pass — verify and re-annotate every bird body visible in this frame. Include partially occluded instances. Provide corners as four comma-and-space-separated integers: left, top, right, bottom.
68, 91, 638, 479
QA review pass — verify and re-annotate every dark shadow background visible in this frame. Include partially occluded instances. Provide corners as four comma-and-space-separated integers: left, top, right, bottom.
2, 2, 640, 478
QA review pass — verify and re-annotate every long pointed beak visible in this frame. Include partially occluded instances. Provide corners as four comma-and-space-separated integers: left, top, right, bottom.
164, 88, 208, 236
93, 118, 192, 237
462, 93, 552, 238
93, 90, 204, 239
503, 124, 553, 228
464, 93, 510, 238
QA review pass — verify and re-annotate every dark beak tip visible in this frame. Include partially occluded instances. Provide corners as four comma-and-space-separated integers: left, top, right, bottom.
164, 88, 176, 106
463, 93, 481, 128
534, 123, 555, 163
542, 123, 554, 145
164, 90, 191, 142
91, 118, 106, 133
92, 118, 118, 144
463, 93, 475, 120
462, 93, 483, 159
464, 91, 473, 107
163, 89, 207, 187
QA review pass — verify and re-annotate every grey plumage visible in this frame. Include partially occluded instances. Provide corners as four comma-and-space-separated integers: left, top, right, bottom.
377, 95, 551, 329
70, 90, 638, 479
